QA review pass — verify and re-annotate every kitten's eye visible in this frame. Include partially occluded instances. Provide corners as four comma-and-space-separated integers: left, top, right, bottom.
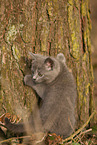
32, 70, 34, 75
38, 72, 43, 77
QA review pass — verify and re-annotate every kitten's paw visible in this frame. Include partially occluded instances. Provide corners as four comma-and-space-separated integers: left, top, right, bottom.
24, 75, 31, 85
24, 75, 34, 87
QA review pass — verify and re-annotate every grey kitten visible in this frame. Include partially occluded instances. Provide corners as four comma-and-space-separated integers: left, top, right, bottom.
5, 53, 77, 138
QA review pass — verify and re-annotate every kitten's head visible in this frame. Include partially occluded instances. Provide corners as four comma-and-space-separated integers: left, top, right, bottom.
29, 52, 65, 84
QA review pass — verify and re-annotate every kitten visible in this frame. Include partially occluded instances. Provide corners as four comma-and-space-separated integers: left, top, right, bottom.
5, 53, 77, 138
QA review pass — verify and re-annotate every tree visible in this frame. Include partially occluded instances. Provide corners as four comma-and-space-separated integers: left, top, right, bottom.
1, 0, 94, 133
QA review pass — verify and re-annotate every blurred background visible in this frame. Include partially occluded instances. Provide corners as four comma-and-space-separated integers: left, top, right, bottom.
91, 0, 97, 111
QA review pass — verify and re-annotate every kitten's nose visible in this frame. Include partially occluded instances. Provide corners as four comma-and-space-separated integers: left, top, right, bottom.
33, 76, 36, 81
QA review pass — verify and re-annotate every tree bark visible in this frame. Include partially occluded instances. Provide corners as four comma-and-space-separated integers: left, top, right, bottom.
1, 0, 94, 126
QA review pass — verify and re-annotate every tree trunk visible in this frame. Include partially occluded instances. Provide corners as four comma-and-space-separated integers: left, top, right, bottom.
1, 0, 94, 127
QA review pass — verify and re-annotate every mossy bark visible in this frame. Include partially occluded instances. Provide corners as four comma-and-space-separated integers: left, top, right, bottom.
1, 0, 94, 126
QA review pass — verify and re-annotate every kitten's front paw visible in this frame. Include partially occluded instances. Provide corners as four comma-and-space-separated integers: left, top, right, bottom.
24, 75, 34, 87
24, 75, 31, 85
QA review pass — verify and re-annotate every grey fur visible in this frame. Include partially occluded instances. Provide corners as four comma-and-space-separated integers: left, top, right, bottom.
5, 53, 77, 138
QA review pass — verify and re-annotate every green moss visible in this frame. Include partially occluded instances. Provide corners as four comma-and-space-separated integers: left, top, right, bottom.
6, 25, 18, 44
47, 1, 53, 18
81, 1, 87, 16
12, 44, 21, 60
68, 0, 80, 59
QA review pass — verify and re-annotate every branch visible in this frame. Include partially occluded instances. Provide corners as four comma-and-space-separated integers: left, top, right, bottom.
0, 132, 47, 144
0, 122, 7, 128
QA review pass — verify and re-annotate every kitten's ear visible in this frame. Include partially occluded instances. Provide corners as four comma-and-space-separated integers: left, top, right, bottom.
57, 53, 66, 64
28, 52, 36, 60
44, 57, 54, 71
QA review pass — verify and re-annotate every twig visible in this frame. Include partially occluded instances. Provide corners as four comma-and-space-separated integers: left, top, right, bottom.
0, 135, 31, 144
36, 133, 47, 144
80, 128, 92, 135
73, 128, 92, 145
0, 132, 46, 144
62, 110, 97, 143
0, 122, 7, 128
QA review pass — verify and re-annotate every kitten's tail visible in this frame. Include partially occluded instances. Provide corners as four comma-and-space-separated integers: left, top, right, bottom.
5, 117, 25, 134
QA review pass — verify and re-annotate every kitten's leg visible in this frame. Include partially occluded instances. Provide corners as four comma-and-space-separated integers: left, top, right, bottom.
24, 75, 45, 98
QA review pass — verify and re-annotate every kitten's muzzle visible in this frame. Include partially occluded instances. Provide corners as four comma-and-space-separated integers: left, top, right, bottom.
32, 76, 36, 81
